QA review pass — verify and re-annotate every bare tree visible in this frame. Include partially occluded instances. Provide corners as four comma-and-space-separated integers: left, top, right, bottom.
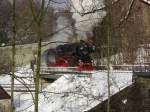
0, 0, 12, 46
28, 0, 45, 111
105, 0, 111, 111
11, 0, 16, 111
12, 0, 54, 44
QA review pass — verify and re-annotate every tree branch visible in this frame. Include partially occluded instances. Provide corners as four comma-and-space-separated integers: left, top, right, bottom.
119, 0, 135, 25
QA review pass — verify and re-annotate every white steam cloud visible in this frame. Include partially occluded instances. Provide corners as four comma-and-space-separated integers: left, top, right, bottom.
70, 0, 106, 38
51, 16, 74, 42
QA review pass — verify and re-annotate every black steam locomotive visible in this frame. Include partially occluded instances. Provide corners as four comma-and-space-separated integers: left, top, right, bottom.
46, 40, 95, 71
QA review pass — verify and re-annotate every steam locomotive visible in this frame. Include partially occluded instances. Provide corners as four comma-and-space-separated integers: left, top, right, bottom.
46, 40, 95, 71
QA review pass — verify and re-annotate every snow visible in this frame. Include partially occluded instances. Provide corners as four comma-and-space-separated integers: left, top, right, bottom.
122, 99, 127, 104
0, 66, 33, 85
0, 66, 132, 112
142, 0, 150, 5
46, 0, 69, 10
135, 47, 145, 64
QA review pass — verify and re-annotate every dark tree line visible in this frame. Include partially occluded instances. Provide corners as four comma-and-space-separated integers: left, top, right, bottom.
0, 0, 55, 46
0, 0, 12, 46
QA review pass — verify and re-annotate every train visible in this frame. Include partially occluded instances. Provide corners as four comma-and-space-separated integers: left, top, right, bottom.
45, 40, 95, 71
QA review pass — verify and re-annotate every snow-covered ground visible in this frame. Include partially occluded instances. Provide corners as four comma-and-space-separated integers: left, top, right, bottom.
0, 66, 132, 112
0, 66, 33, 85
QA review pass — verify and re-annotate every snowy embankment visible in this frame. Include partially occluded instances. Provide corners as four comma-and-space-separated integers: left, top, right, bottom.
0, 66, 33, 85
0, 66, 132, 112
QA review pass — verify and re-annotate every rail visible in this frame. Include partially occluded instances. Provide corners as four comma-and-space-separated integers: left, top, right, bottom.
1, 84, 35, 92
39, 67, 92, 78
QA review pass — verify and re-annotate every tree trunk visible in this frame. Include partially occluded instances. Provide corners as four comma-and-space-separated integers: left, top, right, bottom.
105, 0, 112, 112
11, 0, 16, 112
34, 1, 45, 112
34, 22, 43, 112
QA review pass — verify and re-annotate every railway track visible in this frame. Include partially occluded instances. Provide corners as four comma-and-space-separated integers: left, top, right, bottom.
1, 84, 35, 92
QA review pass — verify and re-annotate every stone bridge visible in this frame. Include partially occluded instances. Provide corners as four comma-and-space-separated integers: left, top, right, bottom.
0, 41, 64, 66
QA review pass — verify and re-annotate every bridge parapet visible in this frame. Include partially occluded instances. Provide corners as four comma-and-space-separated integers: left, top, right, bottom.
0, 41, 54, 66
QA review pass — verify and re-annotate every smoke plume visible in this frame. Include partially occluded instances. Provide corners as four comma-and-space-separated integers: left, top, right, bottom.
69, 0, 106, 39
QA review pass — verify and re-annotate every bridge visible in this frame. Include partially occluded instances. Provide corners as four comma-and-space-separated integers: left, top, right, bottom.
0, 41, 67, 66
